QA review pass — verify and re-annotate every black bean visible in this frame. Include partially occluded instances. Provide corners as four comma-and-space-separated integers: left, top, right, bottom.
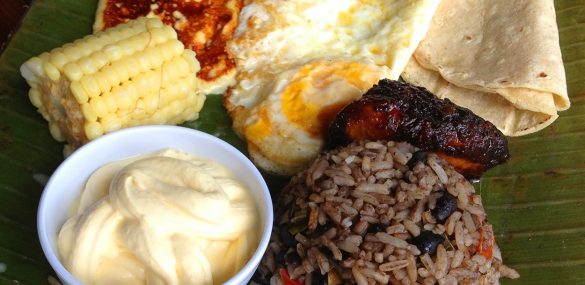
409, 230, 444, 255
318, 245, 334, 260
284, 250, 301, 265
367, 223, 389, 233
250, 272, 271, 285
306, 222, 333, 239
431, 192, 458, 223
407, 150, 428, 169
311, 272, 327, 285
279, 224, 298, 248
275, 250, 286, 265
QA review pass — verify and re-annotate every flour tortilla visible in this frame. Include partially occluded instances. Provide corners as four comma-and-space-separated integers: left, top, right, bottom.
401, 0, 568, 136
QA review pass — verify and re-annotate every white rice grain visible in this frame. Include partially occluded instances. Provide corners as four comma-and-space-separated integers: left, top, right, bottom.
372, 160, 394, 171
455, 221, 466, 251
451, 250, 465, 269
356, 182, 389, 194
407, 254, 418, 283
375, 232, 408, 248
352, 267, 368, 285
379, 260, 409, 271
418, 267, 431, 278
445, 211, 462, 235
403, 219, 421, 237
462, 211, 477, 233
434, 245, 449, 280
361, 156, 371, 172
362, 268, 390, 283
420, 254, 436, 274
428, 156, 448, 184
390, 147, 409, 165
457, 190, 469, 210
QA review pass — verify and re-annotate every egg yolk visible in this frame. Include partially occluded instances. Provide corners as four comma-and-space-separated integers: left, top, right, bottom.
281, 61, 384, 138
245, 106, 272, 139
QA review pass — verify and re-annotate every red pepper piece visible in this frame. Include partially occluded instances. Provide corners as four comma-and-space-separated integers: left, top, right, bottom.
280, 268, 302, 285
476, 223, 494, 260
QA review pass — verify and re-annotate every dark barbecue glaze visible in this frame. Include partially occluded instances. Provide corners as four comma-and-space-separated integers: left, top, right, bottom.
327, 79, 509, 178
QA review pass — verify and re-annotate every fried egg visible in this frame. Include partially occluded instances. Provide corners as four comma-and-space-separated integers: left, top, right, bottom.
226, 0, 441, 174
228, 60, 393, 175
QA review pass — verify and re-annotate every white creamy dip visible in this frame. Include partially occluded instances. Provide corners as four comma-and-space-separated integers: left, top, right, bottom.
58, 149, 259, 285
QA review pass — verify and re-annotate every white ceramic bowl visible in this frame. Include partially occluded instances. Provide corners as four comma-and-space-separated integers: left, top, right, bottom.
38, 125, 273, 285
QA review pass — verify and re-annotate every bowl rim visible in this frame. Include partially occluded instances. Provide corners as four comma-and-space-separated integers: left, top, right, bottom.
37, 125, 274, 285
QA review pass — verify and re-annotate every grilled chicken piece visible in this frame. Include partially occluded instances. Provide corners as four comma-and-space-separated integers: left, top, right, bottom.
327, 79, 509, 178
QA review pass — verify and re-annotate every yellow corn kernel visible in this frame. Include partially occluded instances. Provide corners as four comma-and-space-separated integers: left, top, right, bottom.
81, 103, 98, 122
169, 100, 183, 118
131, 100, 147, 120
43, 61, 60, 81
142, 93, 160, 114
154, 41, 183, 67
92, 71, 111, 94
77, 56, 99, 75
181, 50, 200, 73
138, 69, 161, 94
182, 110, 199, 122
168, 40, 185, 57
101, 92, 118, 113
62, 44, 84, 62
80, 76, 101, 99
83, 34, 103, 50
100, 65, 121, 88
146, 17, 163, 29
28, 88, 42, 108
123, 57, 141, 80
161, 57, 189, 86
150, 111, 163, 125
103, 44, 122, 62
112, 84, 137, 110
63, 62, 84, 82
89, 96, 108, 118
147, 26, 176, 47
89, 50, 110, 71
112, 62, 130, 83
156, 90, 169, 106
38, 52, 50, 62
119, 25, 136, 39
70, 81, 89, 104
49, 122, 65, 142
193, 92, 206, 110
133, 52, 151, 71
49, 51, 69, 70
118, 38, 140, 56
145, 48, 163, 70
85, 121, 104, 140
158, 107, 173, 123
100, 114, 122, 133
107, 29, 125, 42
93, 32, 112, 48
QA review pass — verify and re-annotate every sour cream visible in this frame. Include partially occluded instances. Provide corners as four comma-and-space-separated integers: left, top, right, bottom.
58, 149, 259, 285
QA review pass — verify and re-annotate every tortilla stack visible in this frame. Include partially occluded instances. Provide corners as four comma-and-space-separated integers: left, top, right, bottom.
402, 0, 569, 136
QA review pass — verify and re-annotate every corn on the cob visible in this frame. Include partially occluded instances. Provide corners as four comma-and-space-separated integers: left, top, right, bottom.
20, 17, 205, 149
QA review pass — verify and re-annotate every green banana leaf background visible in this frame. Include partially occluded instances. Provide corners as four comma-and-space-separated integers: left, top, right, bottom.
0, 0, 583, 284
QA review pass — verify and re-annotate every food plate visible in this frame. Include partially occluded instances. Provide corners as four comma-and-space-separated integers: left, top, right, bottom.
0, 0, 583, 284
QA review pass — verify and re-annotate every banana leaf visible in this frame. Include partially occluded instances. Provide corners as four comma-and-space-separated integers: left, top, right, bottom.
0, 0, 583, 284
